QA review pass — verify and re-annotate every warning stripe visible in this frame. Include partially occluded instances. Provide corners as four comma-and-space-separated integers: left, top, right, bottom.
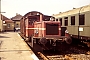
26, 28, 45, 30
26, 28, 61, 30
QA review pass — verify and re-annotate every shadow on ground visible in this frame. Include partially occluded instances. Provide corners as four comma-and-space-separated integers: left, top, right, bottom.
0, 32, 9, 34
0, 36, 10, 38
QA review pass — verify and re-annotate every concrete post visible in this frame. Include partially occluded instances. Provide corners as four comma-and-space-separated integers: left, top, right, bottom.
0, 0, 2, 32
78, 7, 83, 39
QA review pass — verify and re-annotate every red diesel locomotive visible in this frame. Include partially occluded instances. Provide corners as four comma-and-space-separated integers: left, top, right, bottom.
20, 11, 72, 51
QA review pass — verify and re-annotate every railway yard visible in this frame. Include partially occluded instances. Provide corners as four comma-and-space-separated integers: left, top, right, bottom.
0, 0, 90, 60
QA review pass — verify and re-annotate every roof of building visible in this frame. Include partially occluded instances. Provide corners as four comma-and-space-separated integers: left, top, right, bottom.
11, 13, 23, 21
1, 14, 10, 20
4, 20, 14, 23
1, 14, 14, 23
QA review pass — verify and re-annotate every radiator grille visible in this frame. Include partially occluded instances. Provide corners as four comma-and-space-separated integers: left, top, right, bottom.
46, 23, 59, 35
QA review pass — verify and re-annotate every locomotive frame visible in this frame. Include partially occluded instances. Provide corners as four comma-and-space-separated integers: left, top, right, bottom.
20, 11, 72, 51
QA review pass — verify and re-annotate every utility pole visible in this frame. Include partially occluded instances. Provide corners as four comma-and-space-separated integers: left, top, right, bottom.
0, 0, 2, 32
0, 0, 6, 32
78, 7, 83, 39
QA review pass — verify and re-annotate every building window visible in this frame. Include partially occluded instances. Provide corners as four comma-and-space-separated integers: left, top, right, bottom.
56, 19, 58, 21
16, 24, 19, 27
28, 21, 32, 25
7, 24, 10, 28
53, 20, 55, 21
59, 18, 62, 26
28, 18, 37, 25
79, 14, 85, 25
71, 16, 75, 25
64, 17, 68, 26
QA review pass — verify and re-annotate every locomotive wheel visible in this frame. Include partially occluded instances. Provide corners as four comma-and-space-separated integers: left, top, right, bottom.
65, 37, 72, 44
39, 38, 47, 45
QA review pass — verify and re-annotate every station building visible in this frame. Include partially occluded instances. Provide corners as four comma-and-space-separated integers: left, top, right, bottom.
0, 13, 24, 32
11, 13, 23, 31
1, 14, 15, 31
0, 14, 14, 32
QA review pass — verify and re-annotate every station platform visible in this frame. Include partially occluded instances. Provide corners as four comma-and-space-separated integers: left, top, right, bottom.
0, 32, 39, 60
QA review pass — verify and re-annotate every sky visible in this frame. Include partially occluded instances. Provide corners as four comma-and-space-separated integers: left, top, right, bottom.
1, 0, 90, 18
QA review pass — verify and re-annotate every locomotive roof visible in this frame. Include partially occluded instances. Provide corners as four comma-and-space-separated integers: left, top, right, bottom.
23, 11, 43, 18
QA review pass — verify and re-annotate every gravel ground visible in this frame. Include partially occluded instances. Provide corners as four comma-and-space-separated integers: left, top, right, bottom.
43, 42, 90, 60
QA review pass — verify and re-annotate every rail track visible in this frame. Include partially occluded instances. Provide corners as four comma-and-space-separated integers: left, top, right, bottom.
27, 42, 48, 60
20, 34, 90, 60
37, 52, 48, 60
42, 43, 90, 60
65, 54, 90, 60
47, 55, 66, 60
27, 41, 90, 60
